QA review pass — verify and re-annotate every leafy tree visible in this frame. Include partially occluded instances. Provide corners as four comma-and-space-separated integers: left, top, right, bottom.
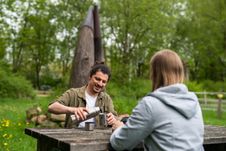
0, 0, 31, 73
1, 0, 225, 91
48, 0, 93, 77
176, 0, 226, 81
1, 0, 93, 88
100, 0, 187, 83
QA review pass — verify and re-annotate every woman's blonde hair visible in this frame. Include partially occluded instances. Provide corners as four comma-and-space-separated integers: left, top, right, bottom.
150, 49, 184, 91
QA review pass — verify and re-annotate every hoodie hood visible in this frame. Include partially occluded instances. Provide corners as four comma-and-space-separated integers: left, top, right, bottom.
148, 83, 198, 119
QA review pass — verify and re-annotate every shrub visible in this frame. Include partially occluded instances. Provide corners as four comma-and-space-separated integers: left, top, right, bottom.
108, 78, 151, 114
108, 79, 218, 114
185, 81, 204, 92
113, 97, 138, 114
108, 78, 151, 99
0, 69, 35, 99
201, 80, 226, 92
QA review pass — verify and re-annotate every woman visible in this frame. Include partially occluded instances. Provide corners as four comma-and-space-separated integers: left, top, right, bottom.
110, 49, 204, 151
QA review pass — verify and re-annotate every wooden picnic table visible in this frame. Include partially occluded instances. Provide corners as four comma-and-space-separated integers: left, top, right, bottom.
25, 125, 226, 151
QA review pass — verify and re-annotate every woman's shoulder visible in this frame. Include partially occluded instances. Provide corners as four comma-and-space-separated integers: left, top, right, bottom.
141, 94, 161, 105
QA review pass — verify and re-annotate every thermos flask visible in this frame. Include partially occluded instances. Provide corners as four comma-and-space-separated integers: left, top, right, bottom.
70, 107, 101, 124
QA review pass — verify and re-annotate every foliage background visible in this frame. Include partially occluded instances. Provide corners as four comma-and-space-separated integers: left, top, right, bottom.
0, 0, 226, 150
0, 0, 225, 94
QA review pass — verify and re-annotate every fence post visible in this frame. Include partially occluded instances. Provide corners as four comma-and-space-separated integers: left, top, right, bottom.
204, 91, 207, 105
217, 94, 224, 119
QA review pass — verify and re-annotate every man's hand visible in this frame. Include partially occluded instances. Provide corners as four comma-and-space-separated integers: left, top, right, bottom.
71, 107, 88, 121
107, 112, 117, 126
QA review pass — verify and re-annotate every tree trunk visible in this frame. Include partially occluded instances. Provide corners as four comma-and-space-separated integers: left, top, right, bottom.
69, 26, 94, 88
93, 5, 104, 63
69, 5, 104, 88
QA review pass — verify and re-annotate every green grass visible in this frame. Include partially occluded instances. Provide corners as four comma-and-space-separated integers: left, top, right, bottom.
0, 96, 226, 151
0, 97, 51, 151
202, 109, 226, 126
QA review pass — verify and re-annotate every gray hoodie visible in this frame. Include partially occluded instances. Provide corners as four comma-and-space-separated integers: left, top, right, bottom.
110, 84, 204, 151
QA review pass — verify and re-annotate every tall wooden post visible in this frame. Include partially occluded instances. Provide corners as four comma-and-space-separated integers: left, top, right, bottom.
69, 5, 103, 88
93, 5, 104, 63
69, 7, 94, 88
217, 94, 223, 119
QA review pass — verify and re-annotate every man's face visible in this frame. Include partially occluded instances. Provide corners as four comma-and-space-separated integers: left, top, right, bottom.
88, 71, 109, 95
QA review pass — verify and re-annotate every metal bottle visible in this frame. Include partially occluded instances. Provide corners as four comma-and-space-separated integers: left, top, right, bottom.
98, 113, 108, 128
70, 107, 101, 124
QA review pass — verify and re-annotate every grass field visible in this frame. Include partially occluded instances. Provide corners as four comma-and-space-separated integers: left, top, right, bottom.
0, 97, 226, 151
0, 97, 51, 151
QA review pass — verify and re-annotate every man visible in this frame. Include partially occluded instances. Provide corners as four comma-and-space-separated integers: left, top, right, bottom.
48, 63, 117, 128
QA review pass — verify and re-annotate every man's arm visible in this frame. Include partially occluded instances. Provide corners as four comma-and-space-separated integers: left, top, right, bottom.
48, 102, 73, 114
48, 102, 88, 120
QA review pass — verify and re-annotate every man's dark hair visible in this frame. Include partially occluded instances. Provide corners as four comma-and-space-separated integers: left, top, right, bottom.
89, 63, 111, 80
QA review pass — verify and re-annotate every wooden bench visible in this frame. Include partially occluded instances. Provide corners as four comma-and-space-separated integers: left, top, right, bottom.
25, 125, 226, 151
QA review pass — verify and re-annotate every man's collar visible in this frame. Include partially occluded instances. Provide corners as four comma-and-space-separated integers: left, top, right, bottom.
77, 85, 105, 100
77, 85, 86, 100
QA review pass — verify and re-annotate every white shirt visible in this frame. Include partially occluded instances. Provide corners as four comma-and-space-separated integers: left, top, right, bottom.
78, 90, 97, 127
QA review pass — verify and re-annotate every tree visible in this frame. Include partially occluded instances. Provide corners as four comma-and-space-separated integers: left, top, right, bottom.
69, 5, 105, 88
100, 0, 185, 83
176, 0, 226, 81
48, 0, 93, 78
1, 0, 93, 88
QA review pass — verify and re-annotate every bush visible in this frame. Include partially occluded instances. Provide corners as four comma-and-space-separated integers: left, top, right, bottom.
108, 78, 151, 114
109, 79, 210, 114
113, 97, 138, 114
109, 78, 151, 99
201, 80, 226, 92
185, 81, 204, 92
0, 69, 35, 99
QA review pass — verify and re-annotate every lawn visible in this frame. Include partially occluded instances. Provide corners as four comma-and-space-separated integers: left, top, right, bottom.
0, 97, 51, 151
0, 96, 226, 151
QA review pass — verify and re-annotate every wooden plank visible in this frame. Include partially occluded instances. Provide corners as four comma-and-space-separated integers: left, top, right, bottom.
70, 141, 109, 151
25, 125, 226, 151
25, 128, 112, 150
204, 125, 226, 144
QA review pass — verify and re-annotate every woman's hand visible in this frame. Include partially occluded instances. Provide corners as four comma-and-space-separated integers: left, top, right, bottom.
112, 120, 124, 131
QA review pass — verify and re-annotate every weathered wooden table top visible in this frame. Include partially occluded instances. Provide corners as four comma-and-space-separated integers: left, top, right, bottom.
25, 127, 113, 150
204, 125, 226, 144
25, 125, 226, 150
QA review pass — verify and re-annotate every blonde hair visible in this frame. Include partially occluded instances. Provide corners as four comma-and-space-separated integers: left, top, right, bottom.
150, 49, 184, 91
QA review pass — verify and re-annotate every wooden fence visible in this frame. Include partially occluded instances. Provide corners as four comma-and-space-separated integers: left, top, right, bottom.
196, 92, 226, 118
